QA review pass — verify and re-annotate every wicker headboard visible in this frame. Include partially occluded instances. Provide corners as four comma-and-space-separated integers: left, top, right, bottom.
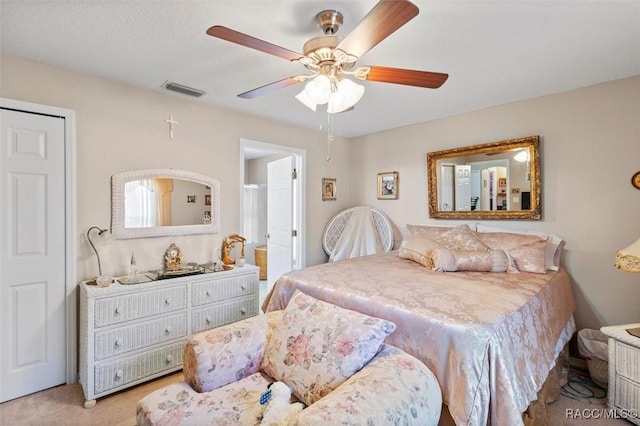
322, 207, 394, 255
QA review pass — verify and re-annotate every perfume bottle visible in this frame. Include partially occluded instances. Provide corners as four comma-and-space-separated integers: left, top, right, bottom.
128, 252, 138, 279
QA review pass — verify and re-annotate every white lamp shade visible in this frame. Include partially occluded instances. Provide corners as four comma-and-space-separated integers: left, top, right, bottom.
328, 79, 365, 113
295, 89, 317, 111
304, 75, 331, 105
615, 237, 640, 273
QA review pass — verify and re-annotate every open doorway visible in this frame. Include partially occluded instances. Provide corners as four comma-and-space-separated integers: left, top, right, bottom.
239, 139, 306, 303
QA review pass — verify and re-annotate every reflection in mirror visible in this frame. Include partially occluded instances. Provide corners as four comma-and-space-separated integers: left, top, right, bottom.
427, 135, 541, 220
112, 169, 220, 239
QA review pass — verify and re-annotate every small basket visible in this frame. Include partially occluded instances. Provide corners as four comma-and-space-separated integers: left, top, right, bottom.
587, 358, 608, 388
255, 245, 267, 280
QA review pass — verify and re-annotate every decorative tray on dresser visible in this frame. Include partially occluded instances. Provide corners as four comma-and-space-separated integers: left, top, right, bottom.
79, 264, 259, 408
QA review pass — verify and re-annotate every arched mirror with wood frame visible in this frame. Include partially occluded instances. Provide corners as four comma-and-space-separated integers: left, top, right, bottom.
427, 135, 541, 220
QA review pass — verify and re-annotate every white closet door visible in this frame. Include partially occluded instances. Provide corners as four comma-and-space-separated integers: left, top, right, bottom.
1, 108, 67, 402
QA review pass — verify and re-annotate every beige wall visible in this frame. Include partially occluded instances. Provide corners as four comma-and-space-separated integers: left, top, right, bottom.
3, 53, 638, 331
349, 75, 640, 330
1, 54, 350, 280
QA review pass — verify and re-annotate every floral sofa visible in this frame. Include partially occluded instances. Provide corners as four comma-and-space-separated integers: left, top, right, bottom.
137, 290, 442, 425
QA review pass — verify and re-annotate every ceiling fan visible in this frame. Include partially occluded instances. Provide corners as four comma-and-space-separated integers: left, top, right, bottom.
206, 0, 448, 113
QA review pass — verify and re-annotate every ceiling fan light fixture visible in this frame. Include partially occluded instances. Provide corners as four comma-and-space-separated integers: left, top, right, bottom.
295, 89, 318, 111
304, 74, 331, 104
327, 78, 365, 113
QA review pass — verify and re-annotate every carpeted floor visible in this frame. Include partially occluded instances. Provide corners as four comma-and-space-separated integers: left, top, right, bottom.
0, 369, 633, 425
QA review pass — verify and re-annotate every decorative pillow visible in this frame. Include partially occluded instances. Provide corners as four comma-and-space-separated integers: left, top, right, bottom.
476, 224, 564, 271
261, 290, 396, 406
433, 224, 489, 251
431, 248, 509, 272
398, 235, 443, 269
407, 224, 454, 238
506, 239, 547, 274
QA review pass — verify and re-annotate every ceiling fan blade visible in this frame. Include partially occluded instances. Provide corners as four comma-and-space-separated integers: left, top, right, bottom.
207, 26, 303, 62
238, 76, 307, 99
359, 66, 448, 89
336, 0, 419, 59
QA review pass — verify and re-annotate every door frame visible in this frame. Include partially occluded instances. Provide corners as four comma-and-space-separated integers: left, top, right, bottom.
239, 139, 306, 272
0, 98, 77, 384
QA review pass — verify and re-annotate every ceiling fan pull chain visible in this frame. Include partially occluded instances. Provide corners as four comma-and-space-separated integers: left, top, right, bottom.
326, 111, 334, 162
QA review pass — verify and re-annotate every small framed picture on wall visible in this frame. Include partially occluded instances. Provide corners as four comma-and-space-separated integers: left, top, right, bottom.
322, 178, 336, 201
377, 171, 399, 200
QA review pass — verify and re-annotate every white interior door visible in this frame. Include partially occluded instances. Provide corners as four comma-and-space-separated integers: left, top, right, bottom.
1, 108, 67, 402
267, 156, 293, 287
454, 165, 471, 211
440, 164, 454, 211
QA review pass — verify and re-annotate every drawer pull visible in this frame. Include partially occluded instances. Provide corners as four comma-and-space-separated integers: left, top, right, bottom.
115, 369, 123, 379
166, 355, 174, 363
114, 338, 123, 347
165, 326, 172, 334
115, 307, 122, 315
205, 316, 211, 323
241, 285, 247, 291
165, 298, 171, 305
206, 290, 211, 296
240, 307, 247, 315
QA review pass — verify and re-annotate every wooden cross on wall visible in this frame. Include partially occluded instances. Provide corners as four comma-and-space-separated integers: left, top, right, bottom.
165, 115, 178, 139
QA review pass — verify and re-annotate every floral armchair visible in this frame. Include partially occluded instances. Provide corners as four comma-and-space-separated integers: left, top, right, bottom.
137, 291, 442, 425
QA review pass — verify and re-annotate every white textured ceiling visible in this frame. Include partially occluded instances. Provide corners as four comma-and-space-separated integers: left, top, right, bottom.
2, 1, 639, 137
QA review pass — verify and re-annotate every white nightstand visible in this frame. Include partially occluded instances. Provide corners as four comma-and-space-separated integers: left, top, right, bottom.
601, 323, 640, 425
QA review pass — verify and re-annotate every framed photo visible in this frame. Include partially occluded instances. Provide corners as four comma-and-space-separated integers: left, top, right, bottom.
186, 195, 196, 203
322, 178, 336, 201
205, 194, 211, 206
377, 172, 399, 200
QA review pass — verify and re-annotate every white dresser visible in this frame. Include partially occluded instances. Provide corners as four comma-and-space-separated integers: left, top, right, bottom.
79, 265, 259, 407
601, 323, 640, 425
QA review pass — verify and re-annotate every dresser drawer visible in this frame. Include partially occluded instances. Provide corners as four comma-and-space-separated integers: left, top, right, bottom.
94, 285, 187, 328
614, 341, 640, 382
191, 274, 257, 307
94, 341, 185, 394
613, 376, 640, 412
191, 296, 258, 333
94, 313, 187, 361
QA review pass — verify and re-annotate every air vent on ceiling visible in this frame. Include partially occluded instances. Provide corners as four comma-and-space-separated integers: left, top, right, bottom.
162, 81, 205, 98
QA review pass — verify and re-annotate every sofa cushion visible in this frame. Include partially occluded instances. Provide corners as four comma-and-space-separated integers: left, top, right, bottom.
136, 372, 272, 426
184, 311, 283, 393
295, 344, 442, 426
261, 290, 396, 406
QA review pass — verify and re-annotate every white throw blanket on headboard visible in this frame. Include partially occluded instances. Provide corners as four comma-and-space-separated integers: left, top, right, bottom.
329, 206, 383, 262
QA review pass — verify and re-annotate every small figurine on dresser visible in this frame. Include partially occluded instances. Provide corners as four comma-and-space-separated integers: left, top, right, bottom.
222, 234, 246, 265
164, 243, 183, 271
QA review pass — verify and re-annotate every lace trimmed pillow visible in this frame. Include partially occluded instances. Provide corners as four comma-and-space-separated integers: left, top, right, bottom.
476, 232, 547, 274
431, 248, 510, 272
399, 225, 512, 272
406, 224, 455, 238
260, 290, 396, 406
398, 235, 443, 269
432, 224, 488, 251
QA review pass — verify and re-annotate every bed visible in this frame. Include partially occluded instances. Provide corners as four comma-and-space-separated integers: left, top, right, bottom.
262, 250, 575, 426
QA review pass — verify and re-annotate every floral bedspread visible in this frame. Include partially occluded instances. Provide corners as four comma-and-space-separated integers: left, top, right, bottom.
262, 251, 576, 426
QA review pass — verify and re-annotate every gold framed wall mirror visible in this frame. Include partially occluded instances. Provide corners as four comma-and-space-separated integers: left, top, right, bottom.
427, 135, 541, 220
